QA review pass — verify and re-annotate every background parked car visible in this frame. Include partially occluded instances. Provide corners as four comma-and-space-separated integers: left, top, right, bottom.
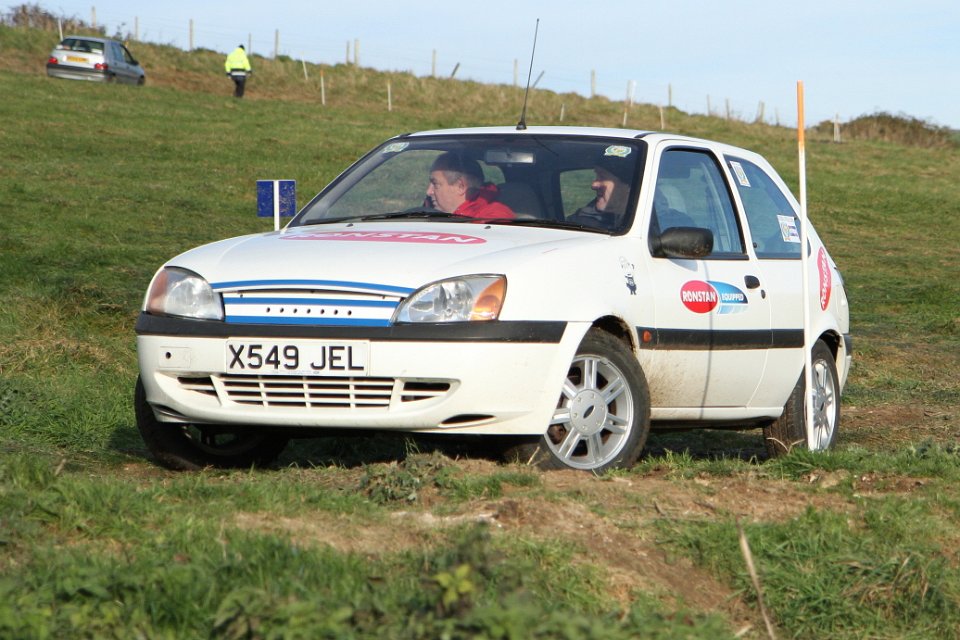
46, 35, 145, 85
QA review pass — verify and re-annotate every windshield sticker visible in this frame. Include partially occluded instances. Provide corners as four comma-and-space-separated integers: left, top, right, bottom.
818, 247, 832, 310
604, 145, 632, 158
281, 230, 486, 245
382, 142, 409, 154
730, 161, 750, 187
777, 215, 801, 243
680, 280, 748, 314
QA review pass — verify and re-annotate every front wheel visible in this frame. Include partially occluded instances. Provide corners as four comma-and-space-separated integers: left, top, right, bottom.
505, 329, 650, 472
135, 376, 288, 470
763, 340, 840, 457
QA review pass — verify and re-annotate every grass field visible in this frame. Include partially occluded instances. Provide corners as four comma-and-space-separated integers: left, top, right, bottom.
1, 20, 959, 639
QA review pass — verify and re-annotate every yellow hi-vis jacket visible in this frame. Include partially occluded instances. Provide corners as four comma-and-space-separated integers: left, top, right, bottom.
225, 47, 251, 73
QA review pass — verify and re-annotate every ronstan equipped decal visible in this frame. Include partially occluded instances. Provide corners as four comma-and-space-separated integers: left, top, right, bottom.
282, 231, 486, 244
680, 280, 749, 314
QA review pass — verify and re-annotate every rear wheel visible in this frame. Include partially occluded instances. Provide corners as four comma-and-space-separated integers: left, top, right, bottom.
135, 376, 288, 470
764, 340, 840, 457
505, 330, 650, 472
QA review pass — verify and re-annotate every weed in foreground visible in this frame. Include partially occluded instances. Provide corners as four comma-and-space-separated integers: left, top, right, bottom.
660, 505, 960, 639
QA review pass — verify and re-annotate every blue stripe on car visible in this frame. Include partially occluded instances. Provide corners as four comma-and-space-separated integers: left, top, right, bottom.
212, 279, 414, 295
223, 297, 398, 308
224, 316, 392, 327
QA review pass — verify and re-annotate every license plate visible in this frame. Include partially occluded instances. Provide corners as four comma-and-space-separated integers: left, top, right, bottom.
225, 340, 369, 376
67, 55, 87, 62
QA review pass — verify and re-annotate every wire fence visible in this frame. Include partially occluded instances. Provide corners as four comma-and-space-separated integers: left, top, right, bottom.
13, 3, 794, 127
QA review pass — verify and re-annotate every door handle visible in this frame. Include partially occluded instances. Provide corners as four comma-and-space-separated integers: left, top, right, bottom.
744, 275, 761, 289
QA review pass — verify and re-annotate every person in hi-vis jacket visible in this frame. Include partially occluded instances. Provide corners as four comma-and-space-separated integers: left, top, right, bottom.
224, 45, 252, 98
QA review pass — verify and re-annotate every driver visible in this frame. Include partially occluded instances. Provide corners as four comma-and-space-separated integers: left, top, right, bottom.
425, 152, 515, 219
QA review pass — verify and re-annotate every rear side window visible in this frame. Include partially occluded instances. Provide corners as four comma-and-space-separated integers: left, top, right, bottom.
726, 157, 802, 259
650, 149, 745, 256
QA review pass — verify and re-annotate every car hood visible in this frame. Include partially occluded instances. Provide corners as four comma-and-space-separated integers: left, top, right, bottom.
166, 221, 605, 292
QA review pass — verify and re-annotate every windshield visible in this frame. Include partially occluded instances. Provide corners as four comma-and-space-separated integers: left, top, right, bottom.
291, 134, 645, 234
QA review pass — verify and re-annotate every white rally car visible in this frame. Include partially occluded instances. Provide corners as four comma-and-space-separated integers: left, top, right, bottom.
135, 126, 852, 472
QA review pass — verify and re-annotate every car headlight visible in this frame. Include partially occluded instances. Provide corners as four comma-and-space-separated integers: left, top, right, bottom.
144, 267, 223, 320
393, 275, 506, 323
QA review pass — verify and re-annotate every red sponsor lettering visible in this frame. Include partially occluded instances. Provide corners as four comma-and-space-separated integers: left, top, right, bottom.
817, 247, 832, 310
282, 230, 485, 244
680, 280, 719, 313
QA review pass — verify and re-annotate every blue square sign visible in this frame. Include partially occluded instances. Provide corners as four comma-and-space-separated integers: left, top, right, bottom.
256, 180, 297, 217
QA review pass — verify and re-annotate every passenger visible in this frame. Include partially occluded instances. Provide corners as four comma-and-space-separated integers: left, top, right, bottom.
425, 153, 515, 219
570, 154, 634, 229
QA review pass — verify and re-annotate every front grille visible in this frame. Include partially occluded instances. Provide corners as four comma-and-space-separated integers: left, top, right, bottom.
177, 376, 217, 397
222, 374, 395, 408
177, 374, 453, 409
220, 287, 403, 326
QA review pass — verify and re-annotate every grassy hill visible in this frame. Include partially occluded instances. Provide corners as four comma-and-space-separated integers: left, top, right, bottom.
1, 19, 959, 639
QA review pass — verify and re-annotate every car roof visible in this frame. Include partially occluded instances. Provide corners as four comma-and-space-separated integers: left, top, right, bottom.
403, 126, 758, 158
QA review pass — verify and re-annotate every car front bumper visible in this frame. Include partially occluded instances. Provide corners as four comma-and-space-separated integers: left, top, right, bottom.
136, 313, 583, 436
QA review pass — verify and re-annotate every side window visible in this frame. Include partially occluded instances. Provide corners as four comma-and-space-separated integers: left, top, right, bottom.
726, 158, 802, 259
650, 149, 744, 256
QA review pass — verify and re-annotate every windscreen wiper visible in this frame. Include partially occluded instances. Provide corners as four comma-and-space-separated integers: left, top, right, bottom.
490, 218, 611, 234
356, 210, 467, 221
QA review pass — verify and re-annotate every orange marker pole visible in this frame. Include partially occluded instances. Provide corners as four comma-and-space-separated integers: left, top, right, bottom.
797, 81, 816, 449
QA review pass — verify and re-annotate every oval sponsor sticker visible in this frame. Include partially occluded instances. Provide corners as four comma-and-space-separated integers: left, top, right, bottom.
680, 280, 719, 313
818, 247, 832, 310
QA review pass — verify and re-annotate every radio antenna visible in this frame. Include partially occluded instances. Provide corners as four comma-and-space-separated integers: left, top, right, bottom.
516, 18, 540, 131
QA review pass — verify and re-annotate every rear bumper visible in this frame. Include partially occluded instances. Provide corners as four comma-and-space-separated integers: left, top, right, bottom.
46, 63, 109, 82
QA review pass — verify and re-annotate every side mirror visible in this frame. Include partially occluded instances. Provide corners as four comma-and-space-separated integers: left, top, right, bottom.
257, 180, 297, 230
651, 226, 713, 259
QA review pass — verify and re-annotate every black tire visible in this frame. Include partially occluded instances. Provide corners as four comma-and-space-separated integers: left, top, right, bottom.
504, 329, 651, 472
764, 340, 840, 457
135, 376, 288, 470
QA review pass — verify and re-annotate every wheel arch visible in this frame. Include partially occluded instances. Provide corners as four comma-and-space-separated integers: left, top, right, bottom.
589, 315, 638, 354
818, 329, 843, 362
